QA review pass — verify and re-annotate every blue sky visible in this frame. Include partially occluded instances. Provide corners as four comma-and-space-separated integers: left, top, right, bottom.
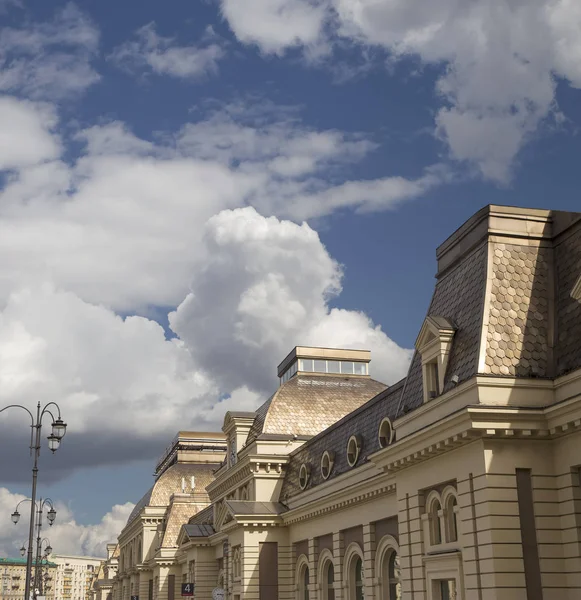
0, 0, 580, 556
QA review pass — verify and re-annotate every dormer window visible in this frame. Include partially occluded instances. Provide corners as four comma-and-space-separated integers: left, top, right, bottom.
415, 316, 456, 403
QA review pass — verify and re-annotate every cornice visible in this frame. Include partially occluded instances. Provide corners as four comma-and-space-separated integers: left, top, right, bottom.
208, 455, 289, 501
283, 482, 395, 525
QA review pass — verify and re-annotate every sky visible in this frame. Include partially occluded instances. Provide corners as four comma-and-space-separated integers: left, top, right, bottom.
0, 0, 580, 558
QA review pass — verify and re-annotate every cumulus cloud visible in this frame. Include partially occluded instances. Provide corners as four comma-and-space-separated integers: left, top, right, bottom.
0, 3, 99, 100
0, 100, 434, 312
219, 0, 581, 181
0, 208, 411, 478
0, 487, 133, 557
111, 23, 226, 80
170, 207, 412, 393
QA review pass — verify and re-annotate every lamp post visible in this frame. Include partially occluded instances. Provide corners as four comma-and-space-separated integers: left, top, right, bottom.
1, 402, 67, 600
19, 537, 53, 597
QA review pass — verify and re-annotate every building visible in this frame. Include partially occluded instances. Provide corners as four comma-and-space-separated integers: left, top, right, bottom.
89, 545, 118, 600
52, 555, 103, 600
0, 557, 56, 600
109, 205, 581, 600
113, 432, 227, 600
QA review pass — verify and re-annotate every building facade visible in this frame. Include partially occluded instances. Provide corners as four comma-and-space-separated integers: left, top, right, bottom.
109, 205, 581, 600
0, 557, 56, 600
52, 555, 103, 600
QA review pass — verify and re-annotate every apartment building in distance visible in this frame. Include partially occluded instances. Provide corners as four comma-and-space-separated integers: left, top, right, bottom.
107, 205, 581, 600
0, 557, 56, 600
52, 555, 103, 600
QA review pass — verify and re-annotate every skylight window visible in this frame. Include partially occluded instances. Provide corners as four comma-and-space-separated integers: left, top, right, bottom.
297, 359, 368, 376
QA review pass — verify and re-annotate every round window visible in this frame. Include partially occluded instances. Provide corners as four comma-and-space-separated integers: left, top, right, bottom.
378, 418, 393, 448
299, 463, 310, 490
346, 435, 361, 467
320, 451, 334, 480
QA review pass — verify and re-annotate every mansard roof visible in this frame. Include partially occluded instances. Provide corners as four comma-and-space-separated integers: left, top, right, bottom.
126, 462, 218, 525
281, 205, 581, 499
245, 374, 387, 444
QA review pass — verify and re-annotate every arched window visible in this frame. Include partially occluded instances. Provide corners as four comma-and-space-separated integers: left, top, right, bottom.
427, 494, 443, 545
325, 561, 335, 600
296, 556, 309, 600
353, 558, 364, 600
376, 537, 401, 600
442, 487, 459, 543
345, 544, 364, 600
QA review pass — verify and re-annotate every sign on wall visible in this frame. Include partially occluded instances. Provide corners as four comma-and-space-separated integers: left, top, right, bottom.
181, 583, 194, 597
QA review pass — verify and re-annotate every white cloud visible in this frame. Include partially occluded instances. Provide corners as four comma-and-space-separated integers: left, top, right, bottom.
170, 207, 411, 393
111, 23, 226, 80
0, 284, 219, 438
0, 96, 60, 171
0, 3, 99, 100
0, 100, 434, 311
219, 0, 581, 181
0, 487, 133, 557
220, 0, 327, 55
0, 209, 411, 471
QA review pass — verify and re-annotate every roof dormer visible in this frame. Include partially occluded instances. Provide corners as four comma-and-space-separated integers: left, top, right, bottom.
415, 316, 456, 403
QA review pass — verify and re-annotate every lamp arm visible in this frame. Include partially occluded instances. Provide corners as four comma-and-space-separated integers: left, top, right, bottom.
0, 405, 36, 455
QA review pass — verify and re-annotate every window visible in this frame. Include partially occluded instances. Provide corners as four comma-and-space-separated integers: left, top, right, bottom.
346, 435, 361, 467
299, 464, 310, 490
415, 316, 455, 403
281, 360, 299, 384
378, 418, 393, 448
233, 547, 241, 581
327, 360, 341, 373
297, 359, 369, 376
296, 559, 309, 600
435, 579, 456, 600
387, 551, 401, 600
321, 451, 334, 480
445, 495, 458, 543
324, 561, 335, 600
353, 558, 364, 600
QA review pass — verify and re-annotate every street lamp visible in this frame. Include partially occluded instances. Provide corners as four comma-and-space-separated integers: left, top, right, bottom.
18, 535, 54, 597
0, 401, 67, 600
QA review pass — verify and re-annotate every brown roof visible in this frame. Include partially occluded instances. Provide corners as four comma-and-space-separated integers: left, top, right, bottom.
247, 375, 387, 443
126, 463, 218, 525
162, 502, 199, 548
281, 379, 405, 499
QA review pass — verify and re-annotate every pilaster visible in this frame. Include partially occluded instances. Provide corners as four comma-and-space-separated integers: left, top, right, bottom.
362, 524, 375, 600
332, 532, 344, 600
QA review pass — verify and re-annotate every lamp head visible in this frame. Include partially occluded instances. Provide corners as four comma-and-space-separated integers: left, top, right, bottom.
11, 511, 20, 525
47, 434, 60, 453
51, 418, 67, 440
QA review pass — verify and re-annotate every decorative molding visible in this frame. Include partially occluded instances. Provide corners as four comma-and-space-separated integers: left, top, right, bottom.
284, 483, 395, 525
